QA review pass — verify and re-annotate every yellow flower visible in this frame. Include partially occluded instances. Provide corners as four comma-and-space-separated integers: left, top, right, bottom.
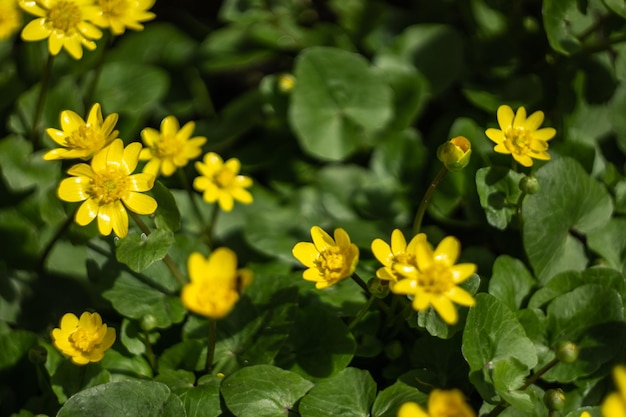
19, 0, 102, 59
392, 236, 476, 325
398, 389, 476, 417
139, 115, 207, 178
437, 136, 472, 172
581, 412, 591, 417
51, 311, 116, 365
0, 0, 22, 40
193, 152, 253, 212
485, 105, 556, 167
371, 229, 426, 285
292, 226, 359, 289
181, 248, 253, 319
90, 0, 155, 35
57, 138, 157, 238
44, 103, 119, 161
602, 365, 626, 417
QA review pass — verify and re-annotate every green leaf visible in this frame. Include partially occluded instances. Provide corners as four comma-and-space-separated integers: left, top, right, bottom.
57, 380, 185, 417
152, 181, 181, 233
488, 255, 537, 311
115, 229, 176, 273
159, 339, 205, 373
221, 364, 314, 417
542, 0, 591, 55
462, 293, 538, 403
603, 0, 626, 18
289, 46, 393, 161
371, 380, 427, 417
475, 167, 525, 230
587, 218, 626, 272
522, 157, 613, 283
0, 328, 37, 371
492, 359, 533, 412
50, 361, 110, 404
101, 349, 153, 380
299, 368, 376, 417
0, 136, 59, 192
175, 375, 223, 417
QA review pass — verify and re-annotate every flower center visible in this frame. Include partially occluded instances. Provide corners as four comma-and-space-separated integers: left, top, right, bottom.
90, 168, 128, 204
70, 328, 99, 352
194, 282, 239, 317
97, 0, 128, 17
153, 134, 183, 159
317, 247, 348, 281
67, 125, 106, 151
417, 263, 453, 295
504, 127, 530, 154
215, 168, 235, 188
48, 0, 82, 33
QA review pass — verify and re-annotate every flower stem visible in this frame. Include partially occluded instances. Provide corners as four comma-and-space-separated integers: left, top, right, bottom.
347, 295, 376, 331
412, 166, 448, 235
30, 53, 55, 149
37, 207, 77, 273
177, 168, 206, 229
142, 329, 158, 374
204, 203, 220, 249
350, 272, 371, 296
206, 318, 217, 374
129, 211, 187, 286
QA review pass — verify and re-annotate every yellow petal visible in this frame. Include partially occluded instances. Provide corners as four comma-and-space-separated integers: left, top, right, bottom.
60, 312, 79, 329
398, 402, 429, 417
122, 192, 157, 215
371, 238, 392, 266
141, 127, 160, 147
433, 236, 460, 266
391, 278, 418, 295
614, 365, 626, 401
523, 110, 544, 131
485, 128, 504, 144
493, 143, 510, 155
97, 202, 114, 236
512, 106, 527, 129
75, 198, 98, 226
177, 121, 195, 140
110, 200, 128, 238
496, 105, 514, 130
302, 268, 323, 283
58, 177, 91, 202
161, 115, 180, 136
122, 142, 142, 174
446, 286, 476, 306
412, 291, 433, 311
206, 247, 238, 282
512, 153, 534, 167
390, 229, 407, 254
127, 173, 155, 192
292, 242, 319, 268
21, 18, 49, 41
231, 188, 253, 204
67, 163, 94, 178
333, 228, 351, 248
451, 263, 477, 283
602, 392, 626, 417
431, 296, 458, 324
224, 158, 241, 174
311, 226, 334, 253
48, 31, 64, 55
218, 192, 234, 211
415, 239, 434, 271
46, 128, 69, 146
142, 158, 161, 177
161, 159, 177, 176
533, 127, 556, 141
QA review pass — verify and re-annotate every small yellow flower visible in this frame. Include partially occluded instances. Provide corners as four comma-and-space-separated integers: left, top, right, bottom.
51, 311, 116, 365
57, 139, 157, 238
392, 236, 476, 325
181, 248, 253, 319
581, 412, 592, 417
371, 229, 426, 285
277, 73, 296, 93
0, 0, 22, 41
44, 103, 119, 161
602, 365, 626, 417
437, 136, 472, 171
90, 0, 155, 35
292, 226, 359, 289
19, 0, 102, 59
193, 152, 253, 212
139, 115, 207, 178
398, 389, 476, 417
485, 105, 556, 167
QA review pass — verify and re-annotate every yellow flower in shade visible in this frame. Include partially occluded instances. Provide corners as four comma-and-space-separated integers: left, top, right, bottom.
398, 389, 476, 417
581, 412, 591, 417
602, 365, 626, 417
19, 0, 102, 59
371, 229, 426, 285
139, 115, 207, 178
392, 236, 476, 325
44, 103, 119, 161
437, 136, 472, 172
51, 312, 116, 365
57, 139, 157, 238
193, 152, 253, 212
181, 248, 253, 319
90, 0, 155, 35
292, 226, 359, 289
485, 105, 556, 167
0, 0, 22, 40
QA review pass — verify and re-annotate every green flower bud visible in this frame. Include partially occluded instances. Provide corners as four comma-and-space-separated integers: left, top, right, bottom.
543, 388, 565, 411
437, 136, 472, 171
555, 341, 579, 364
519, 175, 540, 194
28, 345, 47, 365
277, 73, 296, 93
367, 277, 389, 299
140, 314, 158, 332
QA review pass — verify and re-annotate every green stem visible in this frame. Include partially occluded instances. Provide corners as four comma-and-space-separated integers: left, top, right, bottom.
30, 53, 55, 149
206, 319, 217, 374
347, 295, 376, 331
350, 272, 371, 296
84, 31, 112, 106
143, 329, 158, 374
412, 166, 448, 235
37, 207, 77, 272
75, 364, 87, 394
204, 203, 220, 249
129, 211, 187, 286
178, 168, 206, 229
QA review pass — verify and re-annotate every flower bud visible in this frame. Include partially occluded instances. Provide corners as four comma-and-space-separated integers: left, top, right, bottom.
140, 314, 158, 332
28, 345, 47, 365
437, 136, 472, 171
368, 277, 389, 298
519, 175, 540, 194
277, 73, 296, 93
543, 388, 565, 411
555, 341, 579, 364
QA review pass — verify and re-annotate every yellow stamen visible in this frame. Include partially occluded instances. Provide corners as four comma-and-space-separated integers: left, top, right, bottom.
48, 1, 82, 33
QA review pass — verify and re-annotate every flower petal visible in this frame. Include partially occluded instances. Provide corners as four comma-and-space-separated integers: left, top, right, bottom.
206, 247, 238, 283
512, 106, 527, 129
390, 229, 407, 254
496, 105, 514, 130
127, 173, 155, 192
485, 128, 504, 144
431, 296, 458, 324
450, 263, 477, 283
58, 177, 91, 202
292, 242, 319, 268
311, 226, 335, 253
532, 127, 556, 141
75, 198, 98, 226
110, 200, 128, 238
446, 286, 475, 306
433, 236, 460, 266
122, 192, 157, 215
398, 402, 429, 417
371, 238, 392, 266
523, 110, 544, 131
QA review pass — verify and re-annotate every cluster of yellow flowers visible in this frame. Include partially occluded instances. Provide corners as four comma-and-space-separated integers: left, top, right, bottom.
398, 389, 476, 417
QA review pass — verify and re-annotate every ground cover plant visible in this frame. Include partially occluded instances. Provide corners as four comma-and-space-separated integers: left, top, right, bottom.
1, 0, 626, 416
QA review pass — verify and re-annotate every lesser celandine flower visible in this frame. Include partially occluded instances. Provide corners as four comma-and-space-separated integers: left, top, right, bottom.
292, 226, 359, 289
19, 0, 102, 59
485, 105, 556, 167
0, 0, 22, 40
139, 115, 207, 178
90, 0, 155, 35
51, 311, 116, 365
392, 235, 476, 325
57, 139, 157, 238
602, 365, 626, 417
371, 229, 426, 286
437, 136, 472, 171
44, 103, 119, 161
181, 248, 253, 319
580, 413, 591, 417
193, 152, 253, 212
398, 389, 476, 417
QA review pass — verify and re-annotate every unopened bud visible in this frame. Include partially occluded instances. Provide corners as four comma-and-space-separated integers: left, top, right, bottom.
555, 341, 579, 364
140, 314, 157, 332
543, 388, 565, 411
28, 345, 47, 365
437, 136, 472, 171
277, 74, 296, 93
519, 175, 540, 194
368, 278, 389, 298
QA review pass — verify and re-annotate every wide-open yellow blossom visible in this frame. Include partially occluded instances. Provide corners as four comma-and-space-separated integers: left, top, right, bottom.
0, 0, 22, 40
44, 103, 119, 161
181, 247, 253, 319
371, 229, 425, 286
90, 0, 155, 35
51, 311, 116, 365
392, 235, 476, 325
193, 152, 253, 212
602, 365, 626, 417
57, 138, 157, 238
398, 389, 476, 417
139, 115, 207, 178
485, 105, 556, 167
19, 0, 102, 59
292, 226, 359, 289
